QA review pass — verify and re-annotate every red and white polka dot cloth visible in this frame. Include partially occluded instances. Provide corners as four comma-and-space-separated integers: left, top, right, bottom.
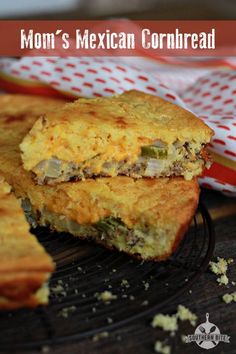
0, 56, 235, 196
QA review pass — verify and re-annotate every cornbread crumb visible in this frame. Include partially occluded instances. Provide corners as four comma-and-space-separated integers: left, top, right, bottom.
121, 279, 130, 288
152, 314, 178, 332
92, 331, 109, 342
222, 292, 236, 304
181, 335, 187, 343
152, 305, 197, 334
217, 274, 229, 286
176, 305, 197, 326
50, 284, 65, 295
142, 300, 149, 306
129, 295, 135, 301
143, 281, 150, 291
41, 346, 50, 353
232, 281, 235, 286
209, 257, 232, 275
209, 257, 228, 275
154, 341, 171, 354
209, 257, 233, 286
97, 291, 117, 302
107, 317, 113, 324
58, 306, 76, 318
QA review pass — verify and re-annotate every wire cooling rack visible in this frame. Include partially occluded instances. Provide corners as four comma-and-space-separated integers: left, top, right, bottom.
0, 203, 215, 350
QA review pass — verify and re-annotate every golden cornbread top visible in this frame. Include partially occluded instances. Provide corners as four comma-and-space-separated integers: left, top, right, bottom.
0, 94, 66, 146
20, 90, 213, 171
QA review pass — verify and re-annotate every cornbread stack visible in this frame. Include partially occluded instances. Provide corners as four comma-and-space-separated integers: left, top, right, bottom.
0, 91, 213, 309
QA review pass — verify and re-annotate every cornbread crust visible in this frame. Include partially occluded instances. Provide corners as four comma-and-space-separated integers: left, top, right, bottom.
0, 95, 63, 309
0, 94, 199, 262
0, 286, 49, 310
20, 90, 213, 183
0, 177, 54, 309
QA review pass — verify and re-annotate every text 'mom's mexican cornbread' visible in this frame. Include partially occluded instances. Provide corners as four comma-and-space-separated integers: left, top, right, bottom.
0, 177, 54, 310
20, 90, 213, 184
0, 94, 200, 262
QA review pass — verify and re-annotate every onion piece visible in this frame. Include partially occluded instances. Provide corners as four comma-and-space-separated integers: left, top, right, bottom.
144, 158, 163, 176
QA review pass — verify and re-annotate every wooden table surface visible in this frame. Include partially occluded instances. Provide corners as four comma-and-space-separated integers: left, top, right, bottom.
10, 188, 235, 354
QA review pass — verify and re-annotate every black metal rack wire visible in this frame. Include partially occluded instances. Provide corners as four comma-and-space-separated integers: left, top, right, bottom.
0, 203, 215, 351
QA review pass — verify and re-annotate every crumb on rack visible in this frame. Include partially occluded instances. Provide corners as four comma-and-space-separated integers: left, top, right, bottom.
222, 292, 236, 304
57, 305, 76, 318
209, 257, 233, 286
50, 281, 67, 297
209, 257, 228, 275
96, 291, 117, 302
152, 314, 178, 332
142, 281, 150, 291
152, 305, 197, 333
41, 346, 50, 353
142, 300, 149, 306
154, 340, 171, 354
50, 284, 66, 295
121, 279, 130, 288
92, 331, 109, 342
176, 305, 197, 326
217, 274, 229, 286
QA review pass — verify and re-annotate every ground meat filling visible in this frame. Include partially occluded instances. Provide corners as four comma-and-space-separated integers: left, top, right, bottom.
33, 141, 211, 184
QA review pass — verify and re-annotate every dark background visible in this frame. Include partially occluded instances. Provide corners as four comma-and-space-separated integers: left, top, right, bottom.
0, 0, 235, 20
